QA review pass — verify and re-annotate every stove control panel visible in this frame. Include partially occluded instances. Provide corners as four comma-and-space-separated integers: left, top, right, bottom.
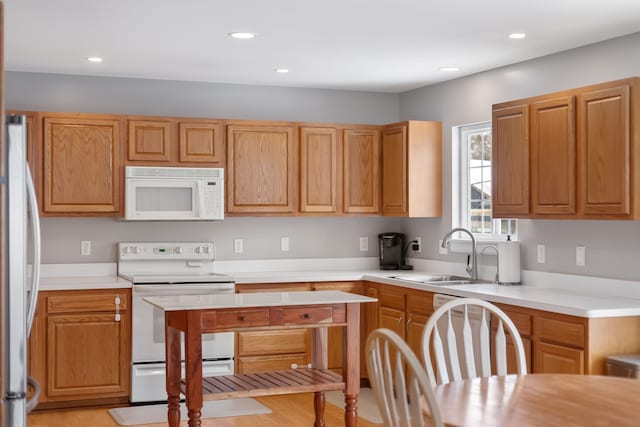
119, 242, 215, 261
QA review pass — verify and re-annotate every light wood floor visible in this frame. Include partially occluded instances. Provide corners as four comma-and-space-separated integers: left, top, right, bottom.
27, 393, 382, 427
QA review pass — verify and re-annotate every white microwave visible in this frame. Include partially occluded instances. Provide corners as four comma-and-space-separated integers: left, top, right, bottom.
124, 166, 224, 220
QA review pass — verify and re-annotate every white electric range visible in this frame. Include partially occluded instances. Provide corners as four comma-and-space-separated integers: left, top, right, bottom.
118, 242, 235, 403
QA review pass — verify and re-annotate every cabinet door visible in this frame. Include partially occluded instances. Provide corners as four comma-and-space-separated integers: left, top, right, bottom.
343, 129, 380, 213
227, 125, 296, 213
382, 125, 408, 215
379, 307, 405, 339
128, 120, 172, 162
533, 341, 584, 374
46, 313, 130, 399
492, 105, 529, 216
300, 127, 339, 213
43, 116, 120, 213
406, 312, 428, 359
531, 97, 577, 215
179, 121, 223, 164
579, 85, 630, 215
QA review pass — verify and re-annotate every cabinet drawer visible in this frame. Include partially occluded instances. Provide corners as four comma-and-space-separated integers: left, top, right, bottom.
217, 309, 270, 328
238, 329, 309, 356
535, 316, 585, 347
46, 291, 128, 314
312, 281, 363, 293
236, 283, 312, 293
493, 309, 532, 336
379, 290, 405, 310
281, 307, 334, 325
406, 292, 434, 316
237, 353, 309, 374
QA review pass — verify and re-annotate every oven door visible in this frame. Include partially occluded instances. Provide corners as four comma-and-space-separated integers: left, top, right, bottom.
132, 284, 235, 362
125, 178, 203, 220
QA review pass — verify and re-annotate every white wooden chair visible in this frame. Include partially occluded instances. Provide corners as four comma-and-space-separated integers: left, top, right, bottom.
366, 328, 444, 427
421, 298, 527, 387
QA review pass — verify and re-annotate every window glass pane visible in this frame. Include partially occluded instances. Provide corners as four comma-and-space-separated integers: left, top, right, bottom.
457, 122, 516, 238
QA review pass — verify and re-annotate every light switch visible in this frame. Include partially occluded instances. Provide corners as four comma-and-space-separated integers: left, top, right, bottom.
576, 245, 586, 267
359, 236, 368, 252
536, 244, 545, 264
280, 237, 289, 252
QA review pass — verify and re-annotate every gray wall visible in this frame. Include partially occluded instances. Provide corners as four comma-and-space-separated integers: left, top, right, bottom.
6, 72, 400, 263
399, 31, 640, 281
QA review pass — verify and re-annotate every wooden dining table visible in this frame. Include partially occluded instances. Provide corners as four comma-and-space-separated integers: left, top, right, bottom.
433, 374, 640, 426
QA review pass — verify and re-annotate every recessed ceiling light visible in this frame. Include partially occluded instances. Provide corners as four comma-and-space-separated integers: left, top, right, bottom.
229, 32, 256, 39
439, 67, 459, 72
87, 57, 103, 63
508, 33, 526, 39
274, 68, 289, 73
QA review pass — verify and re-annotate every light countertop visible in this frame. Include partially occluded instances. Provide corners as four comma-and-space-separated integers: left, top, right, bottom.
144, 290, 376, 311
38, 263, 640, 318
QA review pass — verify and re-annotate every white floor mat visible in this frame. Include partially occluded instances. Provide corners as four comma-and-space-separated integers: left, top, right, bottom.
325, 388, 383, 424
108, 398, 271, 425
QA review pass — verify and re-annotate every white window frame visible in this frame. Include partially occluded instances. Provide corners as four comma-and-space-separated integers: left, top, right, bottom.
452, 121, 517, 242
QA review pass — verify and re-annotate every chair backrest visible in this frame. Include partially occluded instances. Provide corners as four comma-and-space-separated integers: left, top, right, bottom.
421, 297, 527, 387
366, 328, 444, 427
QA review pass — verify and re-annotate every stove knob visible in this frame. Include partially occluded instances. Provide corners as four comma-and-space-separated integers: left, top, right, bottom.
195, 247, 201, 254
132, 247, 140, 255
123, 246, 130, 255
175, 247, 183, 254
203, 246, 210, 254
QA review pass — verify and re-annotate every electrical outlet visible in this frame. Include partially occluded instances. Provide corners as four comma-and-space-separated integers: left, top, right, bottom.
412, 237, 422, 252
576, 245, 586, 267
81, 240, 91, 256
537, 244, 546, 264
438, 239, 448, 254
234, 239, 243, 254
280, 236, 289, 252
359, 236, 368, 252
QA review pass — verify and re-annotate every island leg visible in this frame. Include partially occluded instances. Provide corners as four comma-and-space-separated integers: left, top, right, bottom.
165, 317, 181, 427
344, 303, 360, 427
185, 311, 204, 427
312, 327, 328, 427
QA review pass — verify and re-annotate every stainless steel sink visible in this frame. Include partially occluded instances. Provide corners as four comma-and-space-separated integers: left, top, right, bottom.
388, 275, 488, 286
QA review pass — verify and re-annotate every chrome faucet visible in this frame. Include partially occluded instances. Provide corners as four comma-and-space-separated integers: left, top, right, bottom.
441, 227, 478, 280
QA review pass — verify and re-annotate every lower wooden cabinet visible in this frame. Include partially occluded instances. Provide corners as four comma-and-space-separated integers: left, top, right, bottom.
533, 341, 584, 374
29, 289, 131, 407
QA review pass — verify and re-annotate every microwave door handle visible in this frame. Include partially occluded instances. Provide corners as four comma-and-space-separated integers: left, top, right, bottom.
194, 180, 202, 217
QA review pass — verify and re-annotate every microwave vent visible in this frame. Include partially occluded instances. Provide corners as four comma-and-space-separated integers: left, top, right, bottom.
125, 166, 223, 179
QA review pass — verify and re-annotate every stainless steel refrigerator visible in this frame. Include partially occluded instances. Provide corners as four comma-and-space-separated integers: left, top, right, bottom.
1, 7, 43, 423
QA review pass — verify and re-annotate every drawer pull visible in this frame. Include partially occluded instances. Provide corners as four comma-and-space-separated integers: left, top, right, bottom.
239, 316, 246, 321
302, 313, 312, 319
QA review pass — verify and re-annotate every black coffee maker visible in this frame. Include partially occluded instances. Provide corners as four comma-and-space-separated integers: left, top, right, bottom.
378, 232, 413, 270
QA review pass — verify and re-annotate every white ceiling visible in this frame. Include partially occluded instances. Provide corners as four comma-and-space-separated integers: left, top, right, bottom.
5, 0, 640, 93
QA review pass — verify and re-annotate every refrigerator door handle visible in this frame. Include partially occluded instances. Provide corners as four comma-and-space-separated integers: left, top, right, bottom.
25, 165, 40, 336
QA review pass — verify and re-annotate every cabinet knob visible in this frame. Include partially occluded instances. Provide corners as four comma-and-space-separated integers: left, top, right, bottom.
238, 316, 246, 321
302, 313, 312, 319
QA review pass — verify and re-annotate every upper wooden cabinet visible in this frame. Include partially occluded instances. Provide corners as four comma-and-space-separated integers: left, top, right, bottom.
531, 96, 576, 215
299, 127, 339, 213
128, 120, 172, 162
343, 128, 380, 214
42, 114, 121, 214
127, 118, 224, 166
579, 86, 630, 215
493, 77, 640, 219
227, 123, 296, 213
382, 121, 442, 217
179, 121, 223, 163
492, 104, 530, 217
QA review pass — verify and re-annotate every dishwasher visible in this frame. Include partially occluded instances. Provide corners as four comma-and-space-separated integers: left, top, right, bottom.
432, 294, 491, 380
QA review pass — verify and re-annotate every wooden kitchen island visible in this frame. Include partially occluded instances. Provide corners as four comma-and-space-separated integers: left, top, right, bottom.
144, 290, 376, 427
